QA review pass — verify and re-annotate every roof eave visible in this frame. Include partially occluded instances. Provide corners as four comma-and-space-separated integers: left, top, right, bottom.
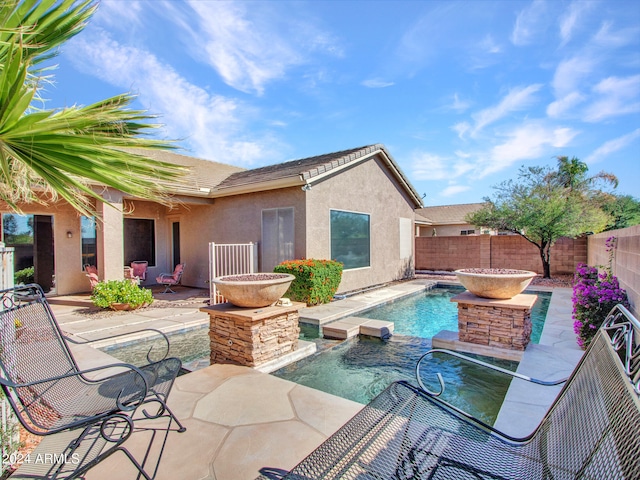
212, 176, 304, 198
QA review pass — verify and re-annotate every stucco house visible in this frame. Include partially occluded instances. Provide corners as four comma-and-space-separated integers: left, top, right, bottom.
1, 144, 423, 296
415, 203, 491, 237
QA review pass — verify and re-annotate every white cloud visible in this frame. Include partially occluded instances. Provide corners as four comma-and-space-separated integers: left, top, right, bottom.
361, 78, 395, 88
440, 185, 472, 197
95, 0, 144, 28
449, 93, 470, 113
67, 31, 280, 165
480, 34, 502, 55
551, 56, 595, 97
547, 91, 585, 118
469, 84, 543, 136
584, 74, 640, 122
559, 1, 590, 46
181, 1, 341, 95
511, 0, 547, 46
584, 128, 640, 164
410, 152, 473, 181
483, 122, 578, 176
453, 121, 471, 139
594, 21, 640, 48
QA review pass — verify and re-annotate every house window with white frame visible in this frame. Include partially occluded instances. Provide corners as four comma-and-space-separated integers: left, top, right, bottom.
330, 210, 370, 269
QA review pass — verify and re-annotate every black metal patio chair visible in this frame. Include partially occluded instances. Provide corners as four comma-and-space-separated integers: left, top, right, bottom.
0, 284, 186, 479
267, 304, 640, 479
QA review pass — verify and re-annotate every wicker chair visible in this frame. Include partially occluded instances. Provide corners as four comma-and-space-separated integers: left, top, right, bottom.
0, 284, 186, 479
273, 304, 640, 479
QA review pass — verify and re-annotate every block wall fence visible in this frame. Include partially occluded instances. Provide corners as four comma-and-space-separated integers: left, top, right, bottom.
414, 225, 639, 316
414, 235, 587, 276
588, 225, 640, 317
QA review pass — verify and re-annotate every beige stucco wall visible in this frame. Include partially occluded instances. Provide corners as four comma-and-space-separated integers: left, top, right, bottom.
177, 188, 307, 288
305, 155, 416, 293
1, 200, 92, 295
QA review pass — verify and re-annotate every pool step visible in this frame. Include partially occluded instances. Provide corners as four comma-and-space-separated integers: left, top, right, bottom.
322, 316, 394, 340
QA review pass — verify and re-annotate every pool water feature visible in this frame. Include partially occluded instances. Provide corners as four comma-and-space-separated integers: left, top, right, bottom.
272, 335, 518, 425
358, 286, 551, 343
99, 284, 552, 424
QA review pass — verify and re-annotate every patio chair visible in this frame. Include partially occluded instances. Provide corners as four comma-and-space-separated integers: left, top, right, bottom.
84, 264, 99, 289
271, 304, 640, 479
131, 260, 149, 281
155, 263, 185, 294
0, 284, 186, 480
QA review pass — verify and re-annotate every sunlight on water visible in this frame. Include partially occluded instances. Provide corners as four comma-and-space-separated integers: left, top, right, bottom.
101, 285, 551, 424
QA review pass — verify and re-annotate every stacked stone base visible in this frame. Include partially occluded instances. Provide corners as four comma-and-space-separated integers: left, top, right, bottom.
200, 302, 302, 367
452, 292, 537, 351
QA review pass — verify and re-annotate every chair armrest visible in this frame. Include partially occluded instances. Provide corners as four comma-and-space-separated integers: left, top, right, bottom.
416, 348, 568, 396
0, 362, 149, 434
65, 328, 171, 362
157, 273, 175, 281
415, 349, 569, 442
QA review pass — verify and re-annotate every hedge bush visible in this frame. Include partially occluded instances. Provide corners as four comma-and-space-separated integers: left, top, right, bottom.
14, 266, 34, 285
91, 279, 154, 310
274, 259, 343, 306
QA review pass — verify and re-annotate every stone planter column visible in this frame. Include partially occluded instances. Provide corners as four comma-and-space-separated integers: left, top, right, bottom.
200, 302, 303, 368
452, 291, 537, 351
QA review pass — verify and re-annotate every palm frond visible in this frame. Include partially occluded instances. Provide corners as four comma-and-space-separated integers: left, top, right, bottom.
0, 1, 189, 218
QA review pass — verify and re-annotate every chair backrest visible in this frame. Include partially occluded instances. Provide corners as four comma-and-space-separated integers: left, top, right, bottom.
85, 264, 99, 289
531, 304, 640, 477
131, 261, 148, 280
0, 284, 81, 433
172, 263, 185, 282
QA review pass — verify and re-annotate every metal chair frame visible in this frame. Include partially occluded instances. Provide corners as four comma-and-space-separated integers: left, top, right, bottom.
274, 304, 640, 479
155, 263, 185, 294
0, 284, 186, 479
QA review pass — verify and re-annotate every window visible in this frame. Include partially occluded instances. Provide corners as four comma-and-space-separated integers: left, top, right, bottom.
262, 208, 294, 271
124, 218, 156, 266
330, 210, 370, 269
81, 216, 97, 268
461, 229, 476, 236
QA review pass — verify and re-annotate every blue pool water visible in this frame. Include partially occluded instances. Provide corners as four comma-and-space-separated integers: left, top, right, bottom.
272, 335, 517, 424
357, 286, 551, 343
102, 285, 552, 424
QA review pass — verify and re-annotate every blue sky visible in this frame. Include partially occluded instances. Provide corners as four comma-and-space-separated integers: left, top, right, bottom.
45, 0, 639, 206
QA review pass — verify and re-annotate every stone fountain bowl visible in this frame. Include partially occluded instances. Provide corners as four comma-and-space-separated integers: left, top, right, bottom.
212, 273, 295, 308
454, 268, 537, 299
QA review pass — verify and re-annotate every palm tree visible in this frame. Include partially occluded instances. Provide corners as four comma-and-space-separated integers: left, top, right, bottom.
0, 0, 186, 218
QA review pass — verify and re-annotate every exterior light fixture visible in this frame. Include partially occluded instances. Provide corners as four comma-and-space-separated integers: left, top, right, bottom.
66, 231, 73, 238
301, 184, 312, 192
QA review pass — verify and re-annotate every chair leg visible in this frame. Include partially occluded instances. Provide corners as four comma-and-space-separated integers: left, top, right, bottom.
161, 284, 176, 294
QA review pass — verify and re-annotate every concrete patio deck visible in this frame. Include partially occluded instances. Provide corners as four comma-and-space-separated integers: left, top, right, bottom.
35, 280, 582, 479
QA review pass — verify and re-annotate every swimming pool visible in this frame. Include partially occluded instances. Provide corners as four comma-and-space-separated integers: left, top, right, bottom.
100, 284, 551, 423
272, 335, 517, 425
357, 285, 551, 343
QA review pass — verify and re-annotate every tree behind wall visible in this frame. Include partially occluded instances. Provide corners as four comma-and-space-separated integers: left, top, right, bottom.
466, 157, 616, 278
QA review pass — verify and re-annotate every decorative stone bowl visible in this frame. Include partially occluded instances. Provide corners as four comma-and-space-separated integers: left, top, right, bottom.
212, 273, 295, 308
454, 268, 537, 300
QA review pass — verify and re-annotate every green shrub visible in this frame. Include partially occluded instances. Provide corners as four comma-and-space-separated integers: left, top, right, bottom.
274, 259, 343, 306
91, 280, 153, 310
14, 266, 34, 285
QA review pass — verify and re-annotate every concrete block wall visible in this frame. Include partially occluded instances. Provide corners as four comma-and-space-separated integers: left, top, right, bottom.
588, 225, 640, 317
415, 235, 587, 275
415, 236, 482, 271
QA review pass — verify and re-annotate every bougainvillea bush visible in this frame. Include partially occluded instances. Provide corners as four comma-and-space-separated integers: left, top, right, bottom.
274, 259, 343, 306
572, 239, 629, 349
